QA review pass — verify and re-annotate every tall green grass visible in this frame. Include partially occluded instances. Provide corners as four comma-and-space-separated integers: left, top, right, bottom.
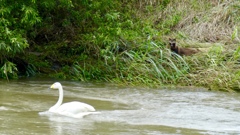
69, 41, 190, 86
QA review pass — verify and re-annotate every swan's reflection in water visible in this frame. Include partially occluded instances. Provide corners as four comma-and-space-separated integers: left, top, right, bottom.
39, 111, 98, 135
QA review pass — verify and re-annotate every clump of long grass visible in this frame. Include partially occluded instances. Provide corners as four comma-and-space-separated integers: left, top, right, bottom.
117, 44, 189, 85
69, 41, 190, 86
181, 45, 240, 92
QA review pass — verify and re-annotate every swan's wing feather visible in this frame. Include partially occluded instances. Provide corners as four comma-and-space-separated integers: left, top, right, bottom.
57, 101, 95, 114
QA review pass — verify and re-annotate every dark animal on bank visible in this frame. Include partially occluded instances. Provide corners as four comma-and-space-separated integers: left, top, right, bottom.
169, 38, 200, 56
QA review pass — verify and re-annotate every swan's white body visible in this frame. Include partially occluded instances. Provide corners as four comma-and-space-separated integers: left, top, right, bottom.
48, 82, 97, 118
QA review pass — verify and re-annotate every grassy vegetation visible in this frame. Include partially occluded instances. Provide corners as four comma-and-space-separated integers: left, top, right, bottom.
163, 0, 240, 92
0, 0, 239, 92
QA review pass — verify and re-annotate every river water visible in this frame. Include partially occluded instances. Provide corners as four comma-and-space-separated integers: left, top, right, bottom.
0, 79, 240, 135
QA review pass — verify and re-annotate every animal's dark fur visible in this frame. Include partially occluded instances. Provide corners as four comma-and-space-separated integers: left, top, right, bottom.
169, 38, 199, 56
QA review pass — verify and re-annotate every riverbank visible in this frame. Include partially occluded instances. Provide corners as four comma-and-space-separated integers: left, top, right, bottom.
18, 0, 240, 92
0, 0, 239, 92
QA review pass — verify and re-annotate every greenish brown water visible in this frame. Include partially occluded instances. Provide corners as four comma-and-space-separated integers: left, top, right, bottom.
0, 78, 240, 135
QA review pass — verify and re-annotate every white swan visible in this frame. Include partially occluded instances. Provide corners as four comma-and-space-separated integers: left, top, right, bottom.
48, 82, 98, 118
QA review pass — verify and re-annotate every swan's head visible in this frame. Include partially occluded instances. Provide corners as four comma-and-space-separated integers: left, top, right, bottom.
50, 82, 62, 89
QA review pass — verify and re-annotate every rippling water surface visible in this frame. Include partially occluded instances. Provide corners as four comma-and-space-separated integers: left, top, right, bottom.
0, 78, 240, 135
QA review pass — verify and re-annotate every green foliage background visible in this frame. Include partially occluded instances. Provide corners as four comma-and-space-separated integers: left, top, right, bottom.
0, 0, 239, 91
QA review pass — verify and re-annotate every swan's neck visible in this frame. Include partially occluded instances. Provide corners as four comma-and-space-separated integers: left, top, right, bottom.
49, 86, 63, 112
